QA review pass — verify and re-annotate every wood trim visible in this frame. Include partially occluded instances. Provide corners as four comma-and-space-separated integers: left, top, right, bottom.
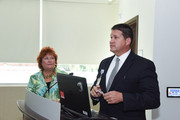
126, 15, 139, 54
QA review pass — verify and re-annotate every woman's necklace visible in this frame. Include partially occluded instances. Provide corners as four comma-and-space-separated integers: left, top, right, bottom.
43, 70, 55, 79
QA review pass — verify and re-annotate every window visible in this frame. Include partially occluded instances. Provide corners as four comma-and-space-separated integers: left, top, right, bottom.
0, 63, 98, 85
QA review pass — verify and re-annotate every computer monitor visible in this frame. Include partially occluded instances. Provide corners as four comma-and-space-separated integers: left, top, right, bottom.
57, 73, 92, 117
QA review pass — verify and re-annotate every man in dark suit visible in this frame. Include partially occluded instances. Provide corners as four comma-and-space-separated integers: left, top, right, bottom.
90, 23, 160, 120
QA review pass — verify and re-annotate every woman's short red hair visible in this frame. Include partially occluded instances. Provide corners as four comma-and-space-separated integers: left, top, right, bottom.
37, 46, 58, 70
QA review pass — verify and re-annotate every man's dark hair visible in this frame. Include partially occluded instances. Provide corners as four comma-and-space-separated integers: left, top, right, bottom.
111, 23, 133, 45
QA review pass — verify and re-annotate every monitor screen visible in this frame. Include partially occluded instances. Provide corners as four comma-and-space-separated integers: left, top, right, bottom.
57, 73, 92, 117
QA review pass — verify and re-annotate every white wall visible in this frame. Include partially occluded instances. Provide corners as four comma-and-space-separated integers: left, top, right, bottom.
119, 0, 155, 60
153, 0, 180, 120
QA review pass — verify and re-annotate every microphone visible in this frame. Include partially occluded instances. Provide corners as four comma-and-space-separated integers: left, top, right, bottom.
95, 69, 104, 86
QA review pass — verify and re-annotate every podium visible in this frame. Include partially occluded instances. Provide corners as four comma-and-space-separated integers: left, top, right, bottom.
17, 89, 115, 120
17, 89, 61, 120
17, 100, 47, 120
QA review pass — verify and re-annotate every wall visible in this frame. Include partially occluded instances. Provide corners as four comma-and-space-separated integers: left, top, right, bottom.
119, 0, 155, 60
153, 0, 180, 120
0, 86, 25, 120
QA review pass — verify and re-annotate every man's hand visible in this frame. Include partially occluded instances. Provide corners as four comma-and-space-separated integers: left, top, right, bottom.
90, 85, 103, 98
103, 91, 123, 104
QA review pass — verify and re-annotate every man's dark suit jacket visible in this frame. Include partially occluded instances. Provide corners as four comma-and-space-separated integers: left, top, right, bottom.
91, 51, 160, 120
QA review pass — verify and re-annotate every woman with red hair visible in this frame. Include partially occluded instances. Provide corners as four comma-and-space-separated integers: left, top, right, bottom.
27, 46, 66, 102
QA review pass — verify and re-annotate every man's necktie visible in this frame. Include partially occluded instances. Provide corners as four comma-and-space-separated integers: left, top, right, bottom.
107, 58, 120, 91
